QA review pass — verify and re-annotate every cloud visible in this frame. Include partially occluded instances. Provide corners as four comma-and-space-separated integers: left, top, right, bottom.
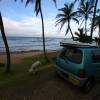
3, 17, 40, 36
2, 16, 84, 38
2, 16, 61, 37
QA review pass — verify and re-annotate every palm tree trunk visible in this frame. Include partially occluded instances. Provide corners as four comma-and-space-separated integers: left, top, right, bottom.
39, 4, 48, 62
68, 22, 74, 40
69, 27, 74, 41
68, 21, 74, 40
85, 20, 87, 35
0, 12, 11, 72
90, 0, 98, 40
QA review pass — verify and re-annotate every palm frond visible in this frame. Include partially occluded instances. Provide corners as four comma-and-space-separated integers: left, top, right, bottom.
56, 14, 66, 18
25, 0, 34, 6
72, 18, 79, 24
60, 21, 66, 30
75, 32, 80, 37
58, 8, 66, 14
70, 12, 78, 17
35, 0, 40, 16
25, 0, 57, 16
80, 0, 87, 6
79, 19, 84, 28
77, 1, 93, 22
55, 18, 66, 26
53, 0, 57, 7
73, 0, 78, 4
96, 9, 100, 13
89, 0, 95, 7
94, 15, 100, 26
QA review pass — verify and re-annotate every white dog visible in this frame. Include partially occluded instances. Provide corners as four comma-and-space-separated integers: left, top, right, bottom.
29, 61, 41, 74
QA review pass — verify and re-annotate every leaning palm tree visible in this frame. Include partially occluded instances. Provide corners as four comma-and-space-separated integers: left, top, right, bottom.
93, 15, 100, 38
56, 3, 79, 40
77, 1, 93, 34
15, 0, 56, 62
0, 12, 11, 72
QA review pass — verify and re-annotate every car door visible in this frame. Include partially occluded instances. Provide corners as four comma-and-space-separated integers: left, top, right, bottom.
92, 50, 100, 79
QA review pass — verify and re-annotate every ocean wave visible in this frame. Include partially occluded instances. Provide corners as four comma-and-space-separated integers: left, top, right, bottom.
0, 37, 63, 52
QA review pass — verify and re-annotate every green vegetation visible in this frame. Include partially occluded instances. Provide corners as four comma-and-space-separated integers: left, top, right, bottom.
75, 28, 92, 43
0, 53, 100, 99
0, 53, 58, 88
0, 63, 4, 67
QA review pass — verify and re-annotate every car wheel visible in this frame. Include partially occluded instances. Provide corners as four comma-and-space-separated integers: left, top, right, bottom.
81, 78, 95, 93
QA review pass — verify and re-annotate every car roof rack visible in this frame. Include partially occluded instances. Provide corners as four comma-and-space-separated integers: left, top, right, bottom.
60, 39, 100, 48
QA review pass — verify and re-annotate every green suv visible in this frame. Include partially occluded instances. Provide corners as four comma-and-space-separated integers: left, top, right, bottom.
55, 44, 100, 92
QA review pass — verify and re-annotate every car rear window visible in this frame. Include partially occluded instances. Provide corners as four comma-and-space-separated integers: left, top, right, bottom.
64, 48, 82, 64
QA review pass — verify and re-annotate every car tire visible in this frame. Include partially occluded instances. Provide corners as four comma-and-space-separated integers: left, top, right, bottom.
81, 78, 95, 93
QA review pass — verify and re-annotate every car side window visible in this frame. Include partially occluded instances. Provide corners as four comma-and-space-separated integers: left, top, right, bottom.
92, 50, 100, 63
60, 48, 66, 57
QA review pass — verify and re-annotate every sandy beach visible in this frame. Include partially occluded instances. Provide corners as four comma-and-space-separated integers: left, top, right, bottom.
0, 51, 58, 64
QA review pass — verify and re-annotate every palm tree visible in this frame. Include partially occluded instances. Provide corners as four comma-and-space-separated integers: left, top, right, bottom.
74, 0, 94, 6
76, 0, 99, 41
56, 3, 79, 40
93, 15, 100, 38
90, 0, 98, 40
75, 28, 91, 43
15, 0, 56, 62
77, 1, 93, 34
0, 12, 11, 72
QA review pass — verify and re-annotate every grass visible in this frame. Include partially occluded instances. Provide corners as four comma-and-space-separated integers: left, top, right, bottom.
0, 53, 57, 88
0, 52, 100, 100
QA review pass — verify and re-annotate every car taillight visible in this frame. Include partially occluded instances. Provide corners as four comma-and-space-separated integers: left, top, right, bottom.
78, 69, 86, 78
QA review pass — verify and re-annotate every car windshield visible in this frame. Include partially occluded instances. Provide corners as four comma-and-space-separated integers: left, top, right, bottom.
64, 48, 83, 64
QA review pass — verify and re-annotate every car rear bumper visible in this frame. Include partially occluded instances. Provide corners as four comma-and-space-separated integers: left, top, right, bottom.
54, 65, 87, 87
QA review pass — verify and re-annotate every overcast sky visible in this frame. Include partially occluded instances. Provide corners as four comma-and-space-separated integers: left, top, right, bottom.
0, 0, 100, 37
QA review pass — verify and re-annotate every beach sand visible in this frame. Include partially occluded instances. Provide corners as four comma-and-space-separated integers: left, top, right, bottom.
0, 51, 58, 64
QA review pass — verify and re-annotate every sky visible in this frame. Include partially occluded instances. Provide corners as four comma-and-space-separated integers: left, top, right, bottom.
0, 0, 100, 38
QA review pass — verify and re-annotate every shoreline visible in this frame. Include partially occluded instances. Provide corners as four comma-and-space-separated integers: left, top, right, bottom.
0, 49, 59, 54
0, 50, 58, 64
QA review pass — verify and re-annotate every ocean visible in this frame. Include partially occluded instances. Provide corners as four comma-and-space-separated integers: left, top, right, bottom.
0, 36, 64, 53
